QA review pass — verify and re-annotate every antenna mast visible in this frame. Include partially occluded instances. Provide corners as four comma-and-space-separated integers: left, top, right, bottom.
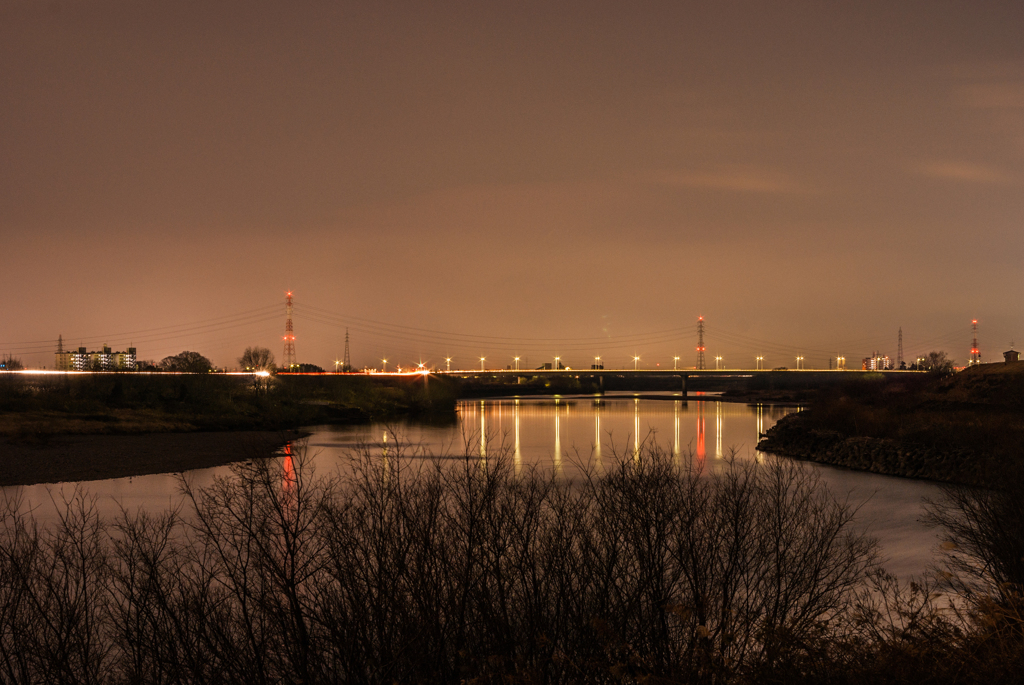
696, 316, 706, 370
897, 328, 903, 369
283, 291, 296, 370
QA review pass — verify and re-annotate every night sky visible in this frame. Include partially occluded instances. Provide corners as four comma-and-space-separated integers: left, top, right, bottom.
3, 1, 1022, 371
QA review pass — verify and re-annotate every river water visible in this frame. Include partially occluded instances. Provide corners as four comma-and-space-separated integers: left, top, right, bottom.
7, 394, 945, 580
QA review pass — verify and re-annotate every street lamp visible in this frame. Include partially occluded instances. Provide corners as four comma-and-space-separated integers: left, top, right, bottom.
633, 355, 640, 370
334, 360, 341, 373
715, 356, 722, 370
796, 356, 804, 370
673, 356, 680, 370
480, 357, 486, 371
554, 356, 560, 370
595, 356, 601, 368
382, 359, 387, 373
445, 357, 452, 372
756, 356, 763, 370
514, 356, 520, 371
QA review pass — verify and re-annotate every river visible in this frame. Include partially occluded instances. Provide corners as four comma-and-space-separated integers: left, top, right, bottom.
7, 394, 945, 580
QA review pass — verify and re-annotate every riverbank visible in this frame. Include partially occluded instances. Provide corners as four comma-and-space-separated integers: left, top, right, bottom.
0, 430, 305, 487
757, 361, 1024, 484
757, 410, 977, 483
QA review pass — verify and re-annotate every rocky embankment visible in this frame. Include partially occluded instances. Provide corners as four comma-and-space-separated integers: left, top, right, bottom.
757, 410, 977, 484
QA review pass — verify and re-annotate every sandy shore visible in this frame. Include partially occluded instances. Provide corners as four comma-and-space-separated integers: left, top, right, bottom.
0, 430, 306, 487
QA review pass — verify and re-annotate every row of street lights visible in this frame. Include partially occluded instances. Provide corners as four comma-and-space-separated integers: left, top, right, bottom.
372, 355, 827, 372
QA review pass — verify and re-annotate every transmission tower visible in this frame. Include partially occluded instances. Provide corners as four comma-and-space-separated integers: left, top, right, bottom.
342, 328, 351, 371
283, 291, 296, 370
970, 319, 980, 366
897, 328, 904, 369
696, 316, 706, 370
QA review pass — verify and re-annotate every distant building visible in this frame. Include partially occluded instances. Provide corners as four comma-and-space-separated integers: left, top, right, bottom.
1005, 349, 1020, 363
56, 344, 137, 371
861, 353, 892, 371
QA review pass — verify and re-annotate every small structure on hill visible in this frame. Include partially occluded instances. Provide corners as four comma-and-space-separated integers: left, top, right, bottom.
1005, 349, 1020, 363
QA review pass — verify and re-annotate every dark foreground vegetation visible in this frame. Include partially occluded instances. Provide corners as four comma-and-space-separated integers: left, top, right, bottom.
758, 361, 1024, 484
0, 372, 457, 438
1, 441, 1022, 684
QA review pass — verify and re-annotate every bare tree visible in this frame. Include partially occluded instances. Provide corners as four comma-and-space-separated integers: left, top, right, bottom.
239, 347, 276, 373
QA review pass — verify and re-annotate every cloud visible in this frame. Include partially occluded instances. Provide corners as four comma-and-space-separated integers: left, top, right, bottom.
910, 160, 1015, 185
956, 82, 1024, 110
651, 166, 804, 193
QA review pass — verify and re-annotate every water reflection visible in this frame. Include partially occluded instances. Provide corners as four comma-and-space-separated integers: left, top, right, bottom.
441, 398, 798, 471
553, 399, 562, 474
716, 402, 723, 459
673, 400, 680, 458
696, 401, 706, 462
480, 399, 486, 461
282, 442, 297, 516
514, 399, 522, 472
633, 398, 640, 457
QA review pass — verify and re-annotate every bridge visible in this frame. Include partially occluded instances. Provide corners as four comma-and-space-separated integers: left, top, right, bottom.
436, 367, 920, 394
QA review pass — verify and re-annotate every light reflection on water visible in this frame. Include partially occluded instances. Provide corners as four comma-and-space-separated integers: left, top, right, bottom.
4, 397, 943, 580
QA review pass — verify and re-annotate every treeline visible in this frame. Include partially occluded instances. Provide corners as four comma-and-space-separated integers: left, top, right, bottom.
0, 373, 457, 435
0, 442, 1021, 684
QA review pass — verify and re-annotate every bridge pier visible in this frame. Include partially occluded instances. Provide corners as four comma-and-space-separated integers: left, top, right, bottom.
680, 374, 687, 396
598, 374, 604, 394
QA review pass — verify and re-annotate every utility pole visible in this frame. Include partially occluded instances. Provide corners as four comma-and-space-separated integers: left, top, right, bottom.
897, 328, 904, 369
